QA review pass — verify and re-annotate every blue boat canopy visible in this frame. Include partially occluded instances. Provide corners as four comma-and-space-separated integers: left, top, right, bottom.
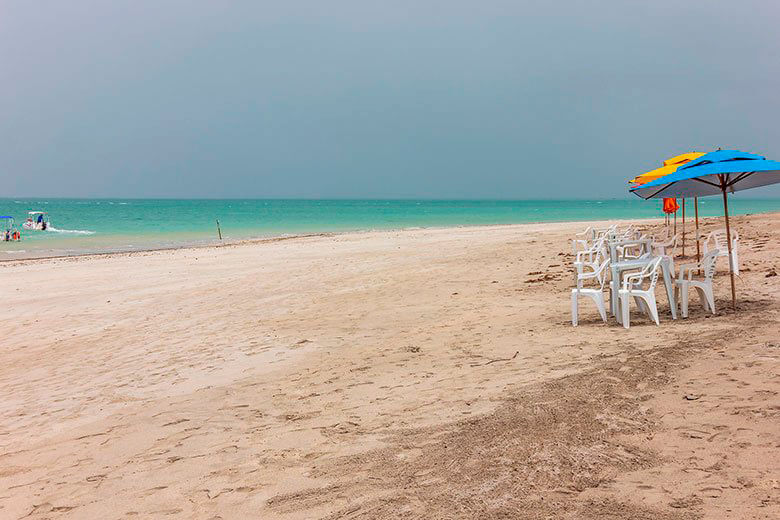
631, 149, 780, 199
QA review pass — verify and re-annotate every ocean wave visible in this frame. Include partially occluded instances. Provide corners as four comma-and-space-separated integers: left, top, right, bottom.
47, 227, 96, 235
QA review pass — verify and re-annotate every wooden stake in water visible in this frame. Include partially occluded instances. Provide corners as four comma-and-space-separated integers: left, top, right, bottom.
216, 219, 223, 241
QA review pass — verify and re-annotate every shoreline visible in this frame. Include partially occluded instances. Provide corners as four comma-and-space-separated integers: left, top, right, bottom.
5, 211, 772, 264
1, 218, 641, 264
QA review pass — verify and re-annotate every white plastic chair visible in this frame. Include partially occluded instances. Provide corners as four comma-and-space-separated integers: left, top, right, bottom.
595, 224, 618, 241
572, 227, 594, 254
618, 235, 652, 260
675, 249, 719, 318
651, 233, 678, 274
618, 256, 663, 329
652, 233, 678, 257
703, 229, 739, 275
574, 237, 608, 277
571, 257, 610, 326
616, 225, 639, 240
654, 227, 670, 243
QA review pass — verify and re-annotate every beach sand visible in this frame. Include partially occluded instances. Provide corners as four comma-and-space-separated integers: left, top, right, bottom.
1, 214, 778, 519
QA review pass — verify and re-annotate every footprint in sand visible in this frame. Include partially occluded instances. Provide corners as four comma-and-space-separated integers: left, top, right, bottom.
700, 486, 723, 498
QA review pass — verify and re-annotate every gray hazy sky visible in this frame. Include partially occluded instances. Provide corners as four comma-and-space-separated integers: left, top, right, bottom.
2, 1, 780, 198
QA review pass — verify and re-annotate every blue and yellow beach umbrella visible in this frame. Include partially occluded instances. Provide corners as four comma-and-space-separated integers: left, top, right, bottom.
629, 152, 706, 257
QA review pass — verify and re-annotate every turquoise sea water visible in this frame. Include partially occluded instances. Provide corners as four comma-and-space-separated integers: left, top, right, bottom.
2, 198, 780, 259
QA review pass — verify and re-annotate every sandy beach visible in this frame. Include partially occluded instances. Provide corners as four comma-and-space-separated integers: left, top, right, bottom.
1, 213, 778, 519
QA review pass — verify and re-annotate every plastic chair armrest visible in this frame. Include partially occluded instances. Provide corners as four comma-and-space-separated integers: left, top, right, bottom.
622, 273, 644, 291
677, 263, 697, 280
577, 269, 600, 281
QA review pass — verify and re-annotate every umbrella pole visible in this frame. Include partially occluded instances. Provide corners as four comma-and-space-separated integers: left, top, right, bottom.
721, 188, 736, 310
681, 198, 686, 257
695, 197, 700, 274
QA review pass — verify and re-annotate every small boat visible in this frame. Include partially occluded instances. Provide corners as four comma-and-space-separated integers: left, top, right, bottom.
1, 216, 21, 241
23, 211, 50, 231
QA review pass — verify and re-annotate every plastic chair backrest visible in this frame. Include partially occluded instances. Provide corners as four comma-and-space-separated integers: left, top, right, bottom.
701, 249, 719, 280
576, 256, 610, 290
650, 256, 663, 290
597, 226, 616, 241
711, 230, 728, 250
643, 257, 663, 289
708, 229, 737, 249
596, 258, 611, 290
586, 236, 607, 258
575, 226, 593, 239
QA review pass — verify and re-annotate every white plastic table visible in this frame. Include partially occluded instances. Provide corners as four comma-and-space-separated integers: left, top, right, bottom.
609, 256, 677, 323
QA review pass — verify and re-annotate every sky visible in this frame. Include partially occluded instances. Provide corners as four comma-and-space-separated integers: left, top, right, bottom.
2, 1, 780, 199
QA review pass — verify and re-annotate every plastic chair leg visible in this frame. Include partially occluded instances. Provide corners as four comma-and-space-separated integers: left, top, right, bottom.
609, 281, 617, 314
698, 284, 715, 314
571, 292, 578, 327
620, 294, 630, 329
694, 286, 707, 313
680, 283, 689, 318
646, 294, 660, 325
674, 284, 680, 315
634, 295, 647, 316
595, 295, 607, 323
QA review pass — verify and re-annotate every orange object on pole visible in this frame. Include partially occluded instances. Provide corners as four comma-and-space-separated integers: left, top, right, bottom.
662, 198, 679, 214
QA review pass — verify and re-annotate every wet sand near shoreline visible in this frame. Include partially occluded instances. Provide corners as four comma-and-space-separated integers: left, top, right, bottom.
1, 214, 778, 519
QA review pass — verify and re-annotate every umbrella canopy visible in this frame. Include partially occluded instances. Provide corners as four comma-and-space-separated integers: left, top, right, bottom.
629, 152, 705, 185
631, 150, 780, 199
662, 152, 706, 167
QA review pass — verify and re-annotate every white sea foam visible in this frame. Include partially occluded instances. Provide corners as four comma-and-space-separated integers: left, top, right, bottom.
47, 227, 96, 235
